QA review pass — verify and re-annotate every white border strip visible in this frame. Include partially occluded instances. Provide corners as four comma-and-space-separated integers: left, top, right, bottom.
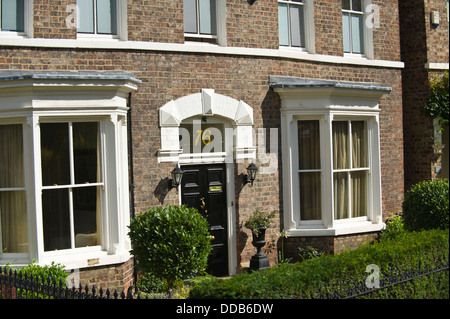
1, 37, 404, 68
425, 62, 449, 70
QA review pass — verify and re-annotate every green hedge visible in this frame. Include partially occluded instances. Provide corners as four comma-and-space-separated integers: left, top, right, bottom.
402, 178, 449, 231
188, 229, 449, 299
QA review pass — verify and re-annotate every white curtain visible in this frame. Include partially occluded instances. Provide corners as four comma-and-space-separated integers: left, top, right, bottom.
333, 122, 349, 219
351, 121, 367, 217
298, 121, 321, 220
333, 121, 367, 219
0, 124, 28, 253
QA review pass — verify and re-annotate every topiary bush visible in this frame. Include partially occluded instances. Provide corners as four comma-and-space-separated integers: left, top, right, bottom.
128, 205, 211, 293
402, 178, 449, 231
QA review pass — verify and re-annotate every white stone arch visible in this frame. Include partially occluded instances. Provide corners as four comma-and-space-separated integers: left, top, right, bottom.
158, 89, 256, 163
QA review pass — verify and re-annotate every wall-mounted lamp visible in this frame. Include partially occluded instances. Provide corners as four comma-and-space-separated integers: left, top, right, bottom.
244, 163, 258, 186
170, 164, 184, 189
248, 0, 257, 5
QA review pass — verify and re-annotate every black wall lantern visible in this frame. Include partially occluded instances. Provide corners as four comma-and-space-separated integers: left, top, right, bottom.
244, 163, 258, 186
248, 0, 258, 5
170, 164, 184, 189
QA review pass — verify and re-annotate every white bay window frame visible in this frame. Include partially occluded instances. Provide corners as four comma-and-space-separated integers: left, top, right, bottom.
0, 71, 140, 269
271, 76, 389, 236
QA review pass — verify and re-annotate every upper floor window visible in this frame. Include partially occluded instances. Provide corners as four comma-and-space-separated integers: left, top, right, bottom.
278, 0, 305, 48
184, 0, 219, 43
77, 0, 117, 35
0, 0, 24, 32
342, 0, 364, 54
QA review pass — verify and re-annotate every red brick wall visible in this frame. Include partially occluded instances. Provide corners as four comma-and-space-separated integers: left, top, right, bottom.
399, 0, 449, 190
226, 0, 279, 49
33, 0, 76, 39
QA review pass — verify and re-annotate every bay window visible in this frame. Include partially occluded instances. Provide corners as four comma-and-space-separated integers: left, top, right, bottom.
0, 71, 140, 268
271, 76, 390, 236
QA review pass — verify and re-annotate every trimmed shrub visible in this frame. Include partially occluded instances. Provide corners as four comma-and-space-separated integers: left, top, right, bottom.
188, 229, 449, 299
128, 205, 211, 292
402, 179, 449, 231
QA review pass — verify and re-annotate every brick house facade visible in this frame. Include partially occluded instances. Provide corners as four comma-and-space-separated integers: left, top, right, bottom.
0, 0, 411, 290
399, 0, 449, 190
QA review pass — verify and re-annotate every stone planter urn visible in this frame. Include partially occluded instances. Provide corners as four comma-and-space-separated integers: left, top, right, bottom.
250, 227, 270, 271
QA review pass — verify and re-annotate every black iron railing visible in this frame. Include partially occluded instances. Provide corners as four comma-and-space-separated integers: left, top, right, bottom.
1, 260, 448, 299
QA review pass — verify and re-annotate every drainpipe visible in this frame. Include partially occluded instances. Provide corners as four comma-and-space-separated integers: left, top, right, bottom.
127, 93, 137, 287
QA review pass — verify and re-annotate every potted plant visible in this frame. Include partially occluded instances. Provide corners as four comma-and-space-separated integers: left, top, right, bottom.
244, 209, 275, 271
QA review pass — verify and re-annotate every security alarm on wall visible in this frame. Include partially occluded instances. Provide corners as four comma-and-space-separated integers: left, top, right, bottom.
431, 11, 440, 27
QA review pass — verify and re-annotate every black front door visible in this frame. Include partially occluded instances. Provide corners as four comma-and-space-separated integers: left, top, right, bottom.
181, 164, 228, 277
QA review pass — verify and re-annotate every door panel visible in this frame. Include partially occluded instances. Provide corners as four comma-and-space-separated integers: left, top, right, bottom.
181, 164, 228, 276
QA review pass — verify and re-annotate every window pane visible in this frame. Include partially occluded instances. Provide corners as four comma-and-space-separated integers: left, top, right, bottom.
278, 3, 289, 46
73, 122, 100, 184
1, 0, 24, 32
184, 0, 198, 33
74, 187, 101, 248
333, 121, 350, 169
300, 172, 321, 220
351, 121, 367, 168
42, 189, 71, 251
351, 171, 367, 217
0, 125, 27, 253
199, 0, 216, 35
0, 191, 28, 253
41, 123, 70, 186
289, 4, 305, 47
96, 0, 117, 34
334, 172, 348, 219
342, 12, 351, 53
352, 0, 362, 12
298, 121, 320, 170
0, 124, 24, 188
179, 121, 225, 153
342, 0, 351, 10
351, 13, 364, 53
77, 0, 95, 33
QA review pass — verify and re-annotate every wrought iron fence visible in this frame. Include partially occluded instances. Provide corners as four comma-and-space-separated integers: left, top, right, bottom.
319, 259, 449, 299
1, 260, 448, 299
0, 266, 139, 299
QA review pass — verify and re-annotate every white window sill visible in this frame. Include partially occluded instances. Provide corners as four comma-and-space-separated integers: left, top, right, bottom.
0, 37, 404, 69
0, 31, 28, 39
288, 220, 385, 237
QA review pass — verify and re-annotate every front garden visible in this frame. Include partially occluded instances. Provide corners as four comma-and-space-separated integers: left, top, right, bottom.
130, 178, 449, 299
1, 179, 448, 299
